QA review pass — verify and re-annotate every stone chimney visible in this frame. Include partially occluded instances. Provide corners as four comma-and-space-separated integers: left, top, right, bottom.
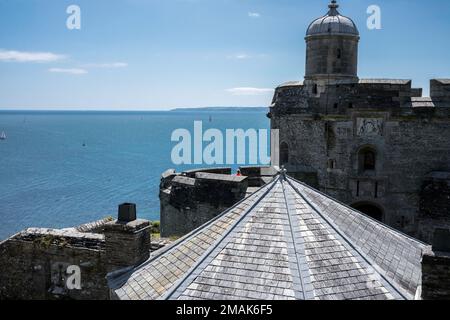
104, 203, 151, 272
421, 228, 450, 300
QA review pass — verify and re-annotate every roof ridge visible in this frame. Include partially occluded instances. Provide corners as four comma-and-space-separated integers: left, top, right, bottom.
108, 176, 278, 290
160, 177, 280, 300
281, 178, 315, 299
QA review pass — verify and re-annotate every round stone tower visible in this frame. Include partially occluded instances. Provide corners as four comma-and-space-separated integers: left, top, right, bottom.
305, 0, 359, 83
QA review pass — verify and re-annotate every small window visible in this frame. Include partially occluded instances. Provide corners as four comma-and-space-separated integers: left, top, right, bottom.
312, 84, 318, 95
280, 142, 289, 166
337, 48, 342, 59
348, 102, 353, 109
333, 103, 338, 109
358, 147, 377, 173
363, 151, 376, 170
328, 159, 336, 169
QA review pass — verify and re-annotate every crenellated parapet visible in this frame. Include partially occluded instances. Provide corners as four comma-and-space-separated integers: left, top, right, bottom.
270, 79, 450, 118
159, 167, 278, 238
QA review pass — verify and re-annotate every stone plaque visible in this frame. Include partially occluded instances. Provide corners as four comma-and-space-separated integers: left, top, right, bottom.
356, 118, 384, 137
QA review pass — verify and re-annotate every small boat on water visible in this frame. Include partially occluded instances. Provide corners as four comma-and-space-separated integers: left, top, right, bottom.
0, 131, 6, 140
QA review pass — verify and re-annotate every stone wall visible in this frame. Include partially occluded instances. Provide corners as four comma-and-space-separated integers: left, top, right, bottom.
431, 79, 450, 105
160, 167, 277, 238
104, 219, 151, 272
0, 228, 108, 300
0, 213, 160, 300
417, 172, 450, 243
305, 34, 359, 81
270, 79, 450, 240
422, 250, 450, 300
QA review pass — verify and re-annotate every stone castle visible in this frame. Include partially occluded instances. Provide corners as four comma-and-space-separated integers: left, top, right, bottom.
1, 0, 450, 300
268, 0, 450, 242
160, 0, 450, 243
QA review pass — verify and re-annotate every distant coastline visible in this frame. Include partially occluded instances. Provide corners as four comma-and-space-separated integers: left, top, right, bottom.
170, 107, 268, 112
0, 107, 269, 113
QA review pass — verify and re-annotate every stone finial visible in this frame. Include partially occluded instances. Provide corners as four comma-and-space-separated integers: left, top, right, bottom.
328, 0, 339, 15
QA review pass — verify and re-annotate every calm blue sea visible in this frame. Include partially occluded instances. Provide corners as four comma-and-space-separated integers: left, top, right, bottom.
0, 110, 269, 240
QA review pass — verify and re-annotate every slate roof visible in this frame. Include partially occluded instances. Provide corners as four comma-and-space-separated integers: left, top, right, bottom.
108, 174, 428, 300
359, 79, 411, 85
277, 81, 303, 88
411, 97, 436, 108
434, 79, 450, 85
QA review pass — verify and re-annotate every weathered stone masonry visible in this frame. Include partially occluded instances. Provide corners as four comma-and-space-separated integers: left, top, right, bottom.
0, 207, 160, 300
159, 167, 277, 238
268, 1, 450, 241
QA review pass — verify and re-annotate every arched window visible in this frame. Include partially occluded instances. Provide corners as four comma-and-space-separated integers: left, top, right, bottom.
358, 147, 377, 173
363, 150, 376, 170
280, 142, 289, 166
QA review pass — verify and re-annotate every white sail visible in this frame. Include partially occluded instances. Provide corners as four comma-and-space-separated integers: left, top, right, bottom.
0, 131, 6, 140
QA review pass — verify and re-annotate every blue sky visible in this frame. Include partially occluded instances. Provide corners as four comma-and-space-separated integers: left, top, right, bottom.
0, 0, 449, 110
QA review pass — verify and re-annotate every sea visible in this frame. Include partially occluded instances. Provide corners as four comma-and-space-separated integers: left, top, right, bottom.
0, 110, 270, 240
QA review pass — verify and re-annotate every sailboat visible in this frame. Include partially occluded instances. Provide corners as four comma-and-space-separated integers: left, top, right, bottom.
0, 131, 6, 140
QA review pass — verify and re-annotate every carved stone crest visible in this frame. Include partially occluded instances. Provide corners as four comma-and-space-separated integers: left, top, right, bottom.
356, 118, 383, 137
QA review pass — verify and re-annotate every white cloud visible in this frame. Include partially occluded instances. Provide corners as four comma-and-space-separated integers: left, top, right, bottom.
248, 12, 261, 18
48, 68, 88, 75
84, 62, 128, 68
226, 87, 274, 96
0, 49, 66, 63
227, 53, 267, 60
228, 53, 251, 60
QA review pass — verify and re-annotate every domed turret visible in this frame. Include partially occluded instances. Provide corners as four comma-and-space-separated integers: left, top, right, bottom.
306, 1, 359, 37
305, 0, 359, 83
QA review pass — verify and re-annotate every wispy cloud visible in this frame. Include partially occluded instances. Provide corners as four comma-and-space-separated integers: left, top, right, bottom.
226, 87, 274, 96
0, 49, 66, 63
83, 62, 128, 69
248, 12, 261, 18
227, 53, 268, 60
48, 68, 88, 75
228, 53, 251, 60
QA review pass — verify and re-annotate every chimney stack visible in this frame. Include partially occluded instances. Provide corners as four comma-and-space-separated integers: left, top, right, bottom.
421, 228, 450, 300
104, 204, 151, 272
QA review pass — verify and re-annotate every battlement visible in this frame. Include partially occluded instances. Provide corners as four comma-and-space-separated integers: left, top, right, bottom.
271, 78, 450, 117
0, 206, 168, 300
431, 79, 450, 105
159, 166, 278, 238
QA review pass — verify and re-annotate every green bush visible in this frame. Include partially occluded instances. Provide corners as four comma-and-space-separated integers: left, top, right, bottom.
151, 221, 160, 234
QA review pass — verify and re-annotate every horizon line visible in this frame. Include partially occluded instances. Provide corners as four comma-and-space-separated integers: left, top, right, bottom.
0, 106, 268, 112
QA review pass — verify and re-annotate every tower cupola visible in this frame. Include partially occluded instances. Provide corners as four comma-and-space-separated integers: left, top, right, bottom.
305, 0, 359, 83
